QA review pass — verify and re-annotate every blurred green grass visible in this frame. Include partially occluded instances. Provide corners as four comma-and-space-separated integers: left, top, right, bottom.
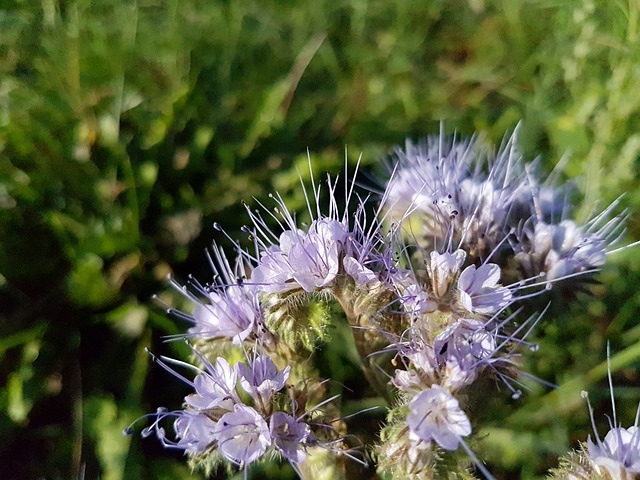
1, 1, 640, 479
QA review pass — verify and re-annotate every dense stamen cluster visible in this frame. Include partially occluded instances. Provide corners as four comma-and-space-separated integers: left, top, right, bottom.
128, 128, 634, 479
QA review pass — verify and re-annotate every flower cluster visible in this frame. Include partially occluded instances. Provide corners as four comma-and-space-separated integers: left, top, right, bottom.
127, 350, 345, 474
383, 129, 625, 289
129, 128, 634, 479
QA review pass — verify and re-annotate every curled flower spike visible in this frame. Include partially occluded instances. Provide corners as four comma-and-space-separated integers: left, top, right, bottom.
383, 128, 537, 260
383, 127, 627, 296
243, 156, 389, 297
513, 214, 619, 283
128, 345, 358, 477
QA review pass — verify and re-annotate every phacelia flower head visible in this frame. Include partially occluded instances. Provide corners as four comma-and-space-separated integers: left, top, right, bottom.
134, 127, 634, 480
243, 159, 388, 297
383, 129, 536, 261
127, 345, 355, 476
383, 127, 628, 283
514, 218, 612, 282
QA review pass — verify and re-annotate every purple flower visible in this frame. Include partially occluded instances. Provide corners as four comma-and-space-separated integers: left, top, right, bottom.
457, 263, 512, 315
515, 220, 607, 281
401, 282, 437, 315
433, 319, 497, 389
403, 344, 438, 378
392, 368, 424, 393
435, 320, 496, 362
455, 176, 530, 257
172, 411, 218, 454
587, 427, 640, 476
163, 243, 269, 344
213, 404, 271, 465
185, 357, 238, 410
129, 408, 219, 454
250, 243, 298, 292
269, 412, 313, 464
290, 219, 347, 290
582, 352, 640, 478
343, 255, 379, 287
383, 136, 472, 231
383, 132, 530, 259
243, 161, 391, 296
251, 218, 348, 293
191, 285, 261, 344
406, 385, 472, 450
237, 354, 290, 406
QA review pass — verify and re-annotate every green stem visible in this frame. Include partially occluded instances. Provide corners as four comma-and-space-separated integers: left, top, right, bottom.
333, 278, 402, 404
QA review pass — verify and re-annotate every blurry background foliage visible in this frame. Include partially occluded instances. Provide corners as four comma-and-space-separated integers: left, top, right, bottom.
1, 0, 639, 479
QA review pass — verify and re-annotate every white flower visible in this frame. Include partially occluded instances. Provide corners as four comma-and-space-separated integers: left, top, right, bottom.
407, 385, 472, 450
433, 319, 497, 389
426, 250, 466, 299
